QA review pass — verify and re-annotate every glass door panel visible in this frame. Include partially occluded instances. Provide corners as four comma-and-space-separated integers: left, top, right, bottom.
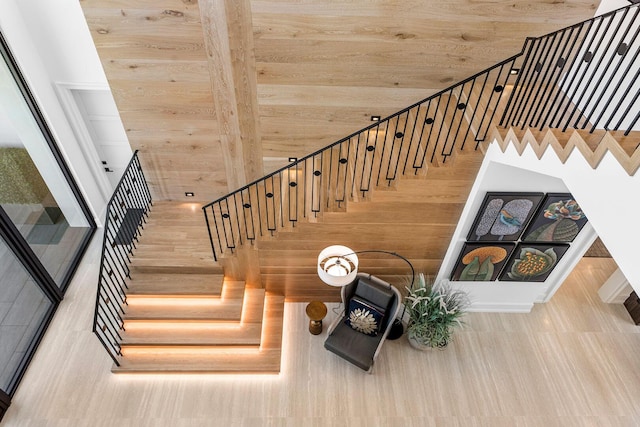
0, 46, 92, 289
0, 235, 54, 393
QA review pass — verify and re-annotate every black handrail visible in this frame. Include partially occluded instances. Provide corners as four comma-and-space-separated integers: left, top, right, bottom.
203, 3, 639, 262
93, 151, 152, 366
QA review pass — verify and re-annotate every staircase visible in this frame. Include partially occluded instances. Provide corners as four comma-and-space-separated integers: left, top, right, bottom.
112, 201, 283, 374
94, 3, 640, 374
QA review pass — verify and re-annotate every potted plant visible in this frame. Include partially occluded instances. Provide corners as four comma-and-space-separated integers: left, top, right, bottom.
404, 273, 470, 350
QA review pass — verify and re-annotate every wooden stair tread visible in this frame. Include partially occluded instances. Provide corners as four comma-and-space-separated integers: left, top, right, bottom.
112, 349, 281, 373
124, 282, 254, 322
123, 285, 261, 322
126, 273, 224, 296
120, 322, 263, 346
130, 260, 222, 275
131, 202, 218, 275
124, 302, 242, 321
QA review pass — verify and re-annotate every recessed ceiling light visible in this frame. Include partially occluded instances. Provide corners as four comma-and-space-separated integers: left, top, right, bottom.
510, 68, 520, 75
370, 115, 381, 122
185, 192, 195, 197
288, 157, 297, 162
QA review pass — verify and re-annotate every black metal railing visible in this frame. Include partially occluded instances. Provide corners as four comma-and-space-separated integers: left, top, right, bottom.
501, 4, 640, 134
203, 3, 639, 261
93, 151, 152, 366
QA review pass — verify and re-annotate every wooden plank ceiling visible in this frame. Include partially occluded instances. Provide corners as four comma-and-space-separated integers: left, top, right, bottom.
80, 0, 599, 201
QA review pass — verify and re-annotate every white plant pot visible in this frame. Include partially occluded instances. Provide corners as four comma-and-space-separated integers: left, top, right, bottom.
407, 334, 434, 351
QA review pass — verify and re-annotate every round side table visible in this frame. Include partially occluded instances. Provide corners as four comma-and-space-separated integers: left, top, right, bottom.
305, 301, 327, 335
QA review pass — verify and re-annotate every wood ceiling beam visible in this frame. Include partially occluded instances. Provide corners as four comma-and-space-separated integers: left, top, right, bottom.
200, 0, 263, 190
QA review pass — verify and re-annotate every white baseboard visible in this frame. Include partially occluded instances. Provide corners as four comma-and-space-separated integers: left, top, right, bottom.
468, 302, 534, 313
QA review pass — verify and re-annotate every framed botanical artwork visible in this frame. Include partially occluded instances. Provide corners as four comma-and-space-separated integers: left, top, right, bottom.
450, 242, 516, 281
498, 243, 570, 282
521, 193, 588, 243
467, 192, 544, 242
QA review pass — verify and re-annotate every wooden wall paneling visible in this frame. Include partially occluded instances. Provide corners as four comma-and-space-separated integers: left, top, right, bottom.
81, 1, 225, 200
256, 159, 482, 300
200, 0, 264, 190
81, 0, 599, 202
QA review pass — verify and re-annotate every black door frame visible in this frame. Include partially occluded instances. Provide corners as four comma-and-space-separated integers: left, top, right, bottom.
0, 30, 98, 403
0, 31, 97, 293
0, 389, 10, 422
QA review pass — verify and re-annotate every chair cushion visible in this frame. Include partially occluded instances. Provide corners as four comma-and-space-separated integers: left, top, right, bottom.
345, 296, 385, 336
324, 321, 383, 371
354, 277, 395, 312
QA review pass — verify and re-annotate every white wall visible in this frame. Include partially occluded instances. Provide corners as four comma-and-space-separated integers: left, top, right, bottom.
474, 141, 639, 296
0, 0, 127, 226
437, 157, 597, 312
597, 0, 630, 14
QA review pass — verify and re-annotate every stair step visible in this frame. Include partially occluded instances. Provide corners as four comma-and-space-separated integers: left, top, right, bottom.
114, 293, 284, 374
123, 282, 251, 321
120, 322, 263, 346
113, 349, 281, 373
133, 228, 210, 240
126, 273, 224, 296
130, 259, 222, 275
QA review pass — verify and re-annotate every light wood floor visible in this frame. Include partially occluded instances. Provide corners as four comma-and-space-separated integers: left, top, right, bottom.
4, 236, 640, 426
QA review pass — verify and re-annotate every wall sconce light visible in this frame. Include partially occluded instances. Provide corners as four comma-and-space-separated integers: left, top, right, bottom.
288, 157, 298, 163
185, 192, 195, 197
510, 68, 520, 75
370, 115, 381, 122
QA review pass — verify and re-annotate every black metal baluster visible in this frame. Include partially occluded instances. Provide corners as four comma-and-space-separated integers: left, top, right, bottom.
559, 16, 612, 130
589, 9, 640, 131
525, 30, 566, 128
311, 154, 321, 216
351, 133, 362, 198
481, 63, 511, 147
434, 91, 453, 162
428, 95, 444, 163
447, 83, 471, 156
460, 76, 480, 148
606, 38, 640, 131
518, 35, 554, 128
389, 112, 409, 182
502, 38, 536, 127
544, 21, 594, 129
375, 120, 390, 186
530, 27, 575, 129
415, 99, 433, 172
581, 9, 636, 130
402, 104, 422, 175
289, 164, 298, 224
211, 204, 224, 255
569, 10, 628, 129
